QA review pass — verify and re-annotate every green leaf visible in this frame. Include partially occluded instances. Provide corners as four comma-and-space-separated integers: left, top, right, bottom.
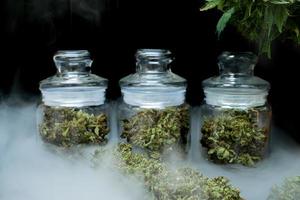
216, 7, 235, 37
269, 0, 294, 5
295, 27, 299, 38
296, 30, 300, 44
259, 34, 272, 58
274, 6, 289, 33
286, 20, 300, 45
242, 1, 254, 21
264, 6, 275, 38
199, 0, 300, 58
293, 26, 300, 44
200, 0, 221, 11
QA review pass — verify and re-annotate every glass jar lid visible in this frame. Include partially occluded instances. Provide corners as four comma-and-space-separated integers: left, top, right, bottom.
203, 52, 270, 108
40, 50, 108, 107
120, 49, 187, 108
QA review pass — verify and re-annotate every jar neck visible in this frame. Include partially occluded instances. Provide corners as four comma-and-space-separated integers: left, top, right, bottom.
136, 49, 173, 73
137, 62, 170, 73
56, 61, 92, 76
54, 50, 92, 76
218, 52, 257, 77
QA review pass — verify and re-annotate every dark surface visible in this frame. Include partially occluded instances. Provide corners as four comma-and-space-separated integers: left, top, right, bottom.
1, 0, 299, 139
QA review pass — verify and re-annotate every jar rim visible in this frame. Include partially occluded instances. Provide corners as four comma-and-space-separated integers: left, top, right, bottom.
135, 49, 173, 62
54, 50, 91, 62
218, 51, 258, 65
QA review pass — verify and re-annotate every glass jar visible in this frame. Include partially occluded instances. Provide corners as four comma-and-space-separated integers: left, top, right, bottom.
37, 50, 109, 149
119, 49, 189, 156
200, 52, 271, 166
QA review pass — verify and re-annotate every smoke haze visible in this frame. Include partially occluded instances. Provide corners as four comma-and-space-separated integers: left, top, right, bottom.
0, 101, 147, 200
0, 100, 300, 200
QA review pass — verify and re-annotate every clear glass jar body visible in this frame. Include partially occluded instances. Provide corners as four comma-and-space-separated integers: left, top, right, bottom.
37, 50, 110, 149
200, 52, 272, 166
118, 49, 190, 155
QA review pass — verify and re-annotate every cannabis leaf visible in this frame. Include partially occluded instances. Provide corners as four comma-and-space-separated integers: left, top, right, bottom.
200, 0, 300, 58
216, 7, 235, 37
200, 0, 223, 11
274, 6, 289, 33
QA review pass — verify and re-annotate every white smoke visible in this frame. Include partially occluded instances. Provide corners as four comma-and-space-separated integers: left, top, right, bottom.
0, 101, 147, 200
0, 100, 300, 200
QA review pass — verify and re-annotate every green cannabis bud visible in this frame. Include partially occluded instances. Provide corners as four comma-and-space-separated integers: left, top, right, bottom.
39, 106, 109, 148
201, 109, 268, 166
268, 176, 300, 200
115, 143, 243, 200
121, 105, 189, 153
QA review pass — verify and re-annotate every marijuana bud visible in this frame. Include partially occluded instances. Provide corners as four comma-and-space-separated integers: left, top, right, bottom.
114, 143, 243, 200
121, 105, 190, 155
268, 176, 300, 200
201, 109, 269, 166
39, 106, 109, 148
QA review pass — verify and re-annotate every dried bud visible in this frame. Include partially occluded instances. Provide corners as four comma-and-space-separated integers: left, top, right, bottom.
201, 109, 268, 166
39, 106, 109, 148
113, 143, 243, 200
121, 105, 189, 154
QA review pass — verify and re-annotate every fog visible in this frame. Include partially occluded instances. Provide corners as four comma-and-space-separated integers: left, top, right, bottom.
1, 101, 300, 200
0, 101, 147, 200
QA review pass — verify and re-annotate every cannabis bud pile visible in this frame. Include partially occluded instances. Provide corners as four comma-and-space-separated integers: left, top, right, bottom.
39, 106, 109, 148
115, 143, 243, 200
121, 105, 189, 153
268, 176, 300, 200
201, 109, 268, 166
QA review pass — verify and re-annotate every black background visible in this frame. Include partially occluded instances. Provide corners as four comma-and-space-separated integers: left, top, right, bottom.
1, 0, 300, 140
